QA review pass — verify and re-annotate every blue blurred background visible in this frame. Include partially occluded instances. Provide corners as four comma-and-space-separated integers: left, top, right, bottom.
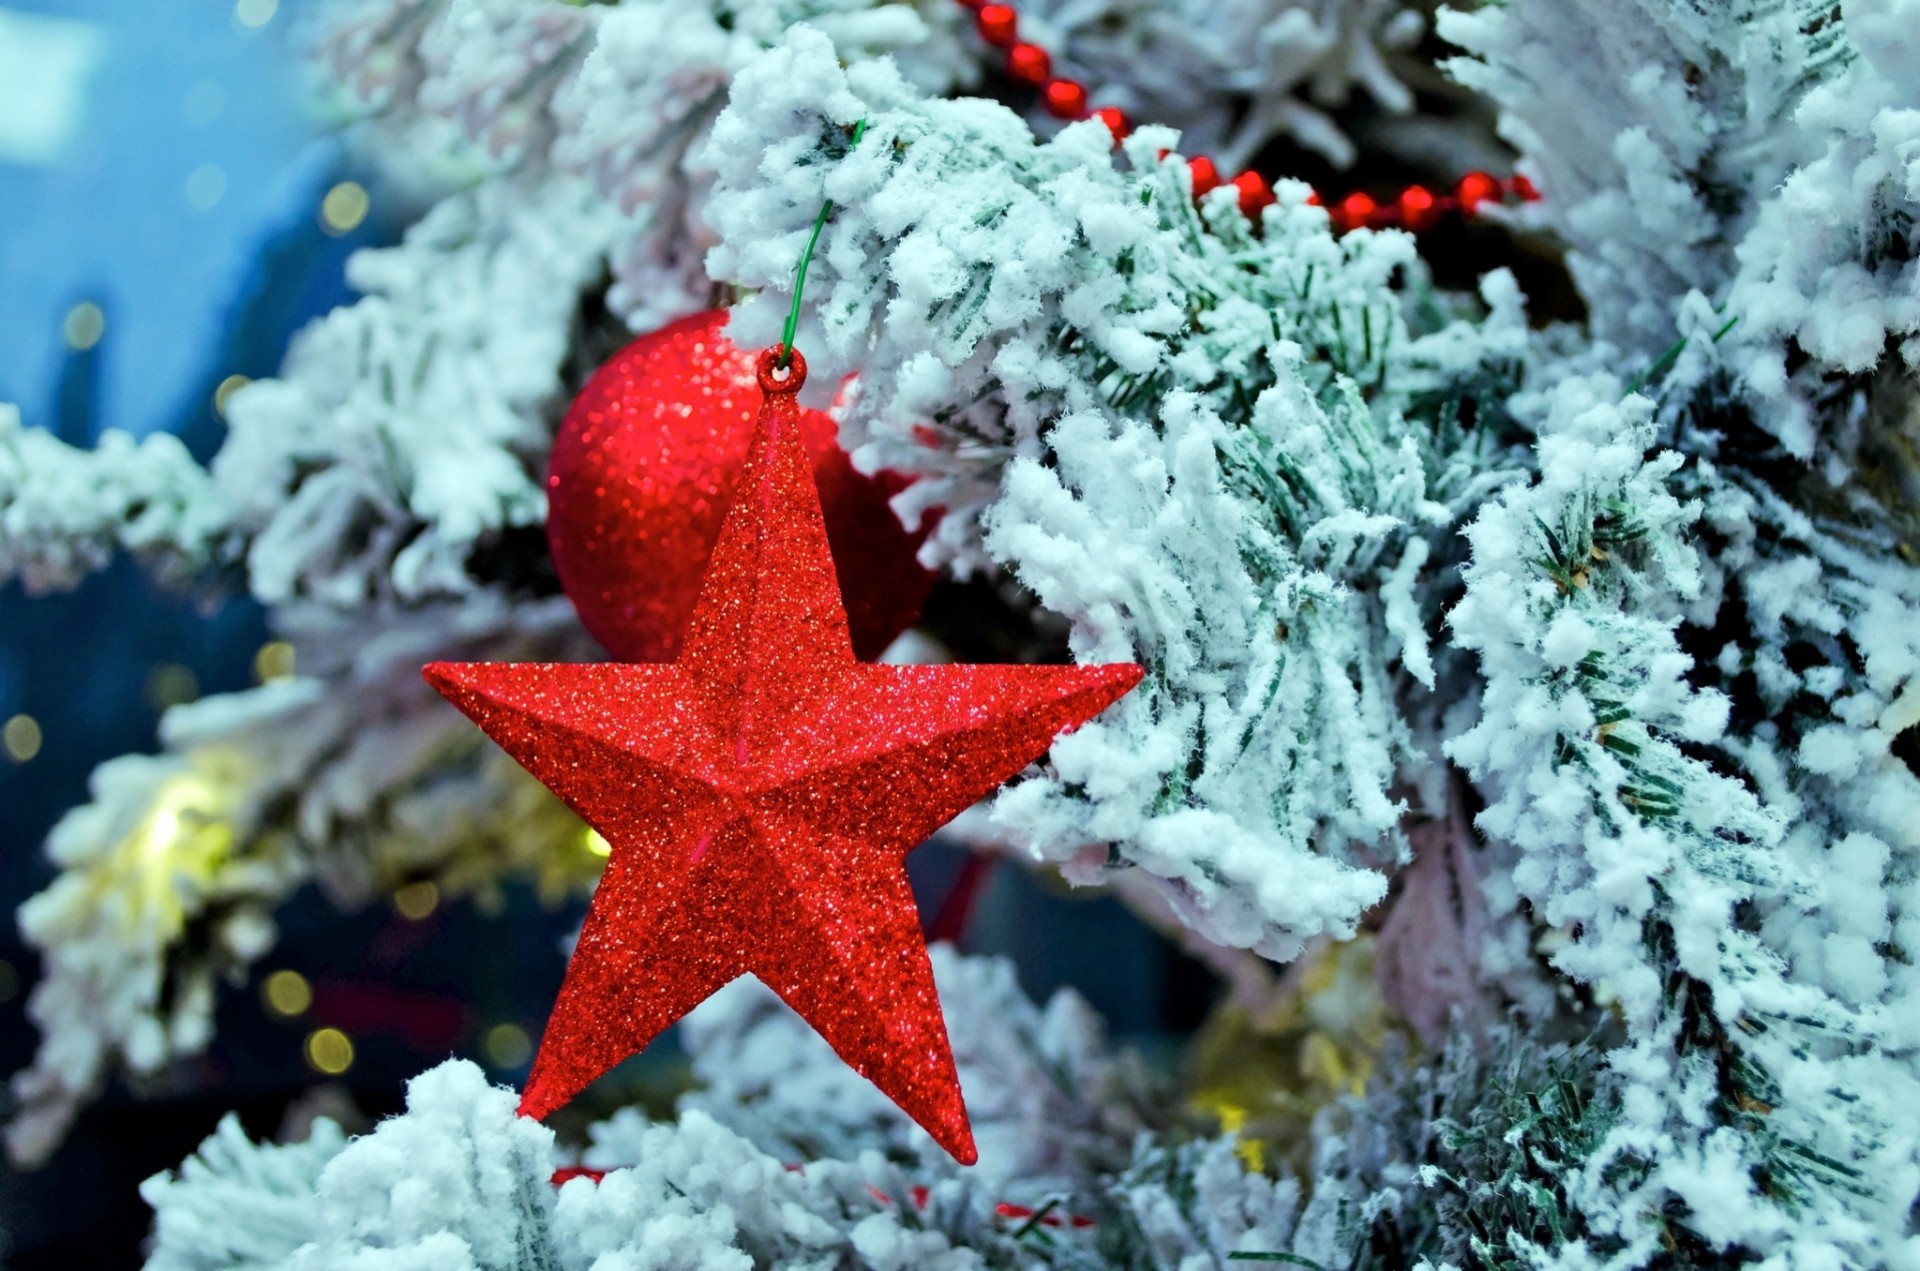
0, 4, 1204, 1264
1, 3, 389, 1261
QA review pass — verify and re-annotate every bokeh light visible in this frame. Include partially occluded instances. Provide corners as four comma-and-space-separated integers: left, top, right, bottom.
304, 1027, 354, 1075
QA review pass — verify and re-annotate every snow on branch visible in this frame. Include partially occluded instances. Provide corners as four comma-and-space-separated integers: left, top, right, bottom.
703, 26, 1532, 958
1447, 367, 1920, 1263
0, 404, 231, 594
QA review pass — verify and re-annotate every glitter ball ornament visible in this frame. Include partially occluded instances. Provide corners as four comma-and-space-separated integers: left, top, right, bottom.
546, 309, 933, 663
429, 346, 1142, 1164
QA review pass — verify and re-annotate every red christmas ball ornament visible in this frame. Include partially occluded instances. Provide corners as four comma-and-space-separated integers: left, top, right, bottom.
546, 310, 933, 663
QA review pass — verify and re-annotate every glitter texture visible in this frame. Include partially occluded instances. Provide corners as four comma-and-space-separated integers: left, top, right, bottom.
427, 346, 1142, 1165
545, 309, 932, 663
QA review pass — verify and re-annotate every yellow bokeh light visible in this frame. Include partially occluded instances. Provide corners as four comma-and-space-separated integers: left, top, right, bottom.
482, 1023, 533, 1069
320, 182, 370, 235
582, 827, 612, 857
305, 1027, 354, 1075
393, 880, 440, 921
4, 714, 43, 763
235, 0, 278, 28
121, 773, 236, 919
63, 302, 105, 351
263, 969, 312, 1017
0, 959, 18, 1004
213, 374, 252, 418
146, 663, 201, 711
254, 640, 296, 683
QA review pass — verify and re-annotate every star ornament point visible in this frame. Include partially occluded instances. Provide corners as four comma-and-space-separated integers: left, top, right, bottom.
425, 347, 1141, 1164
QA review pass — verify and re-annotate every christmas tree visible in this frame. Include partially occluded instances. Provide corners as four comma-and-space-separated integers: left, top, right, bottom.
5, 0, 1919, 1265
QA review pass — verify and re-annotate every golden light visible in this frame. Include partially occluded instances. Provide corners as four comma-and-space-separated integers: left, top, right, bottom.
482, 1023, 532, 1069
0, 959, 18, 1004
393, 880, 440, 921
263, 969, 312, 1017
115, 771, 239, 932
235, 0, 278, 28
582, 827, 612, 857
4, 714, 42, 763
146, 663, 200, 711
1205, 1100, 1267, 1175
320, 181, 370, 235
185, 163, 226, 211
254, 640, 296, 683
62, 302, 104, 351
213, 374, 251, 418
305, 1027, 354, 1075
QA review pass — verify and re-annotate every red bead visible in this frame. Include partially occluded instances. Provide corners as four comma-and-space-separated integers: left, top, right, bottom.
976, 3, 1017, 46
1304, 189, 1322, 207
1339, 190, 1379, 230
953, 0, 987, 8
550, 1166, 608, 1186
1042, 77, 1088, 119
1186, 155, 1222, 197
1397, 184, 1438, 231
1457, 170, 1499, 213
1232, 169, 1276, 217
1510, 172, 1540, 201
1006, 41, 1050, 84
1091, 106, 1130, 141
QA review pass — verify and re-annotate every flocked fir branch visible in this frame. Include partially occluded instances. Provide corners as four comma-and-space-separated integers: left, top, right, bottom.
702, 24, 1532, 958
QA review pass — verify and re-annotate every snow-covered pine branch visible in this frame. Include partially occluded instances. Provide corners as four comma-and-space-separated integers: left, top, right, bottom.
703, 25, 1532, 958
1446, 360, 1920, 1262
143, 951, 1312, 1270
0, 404, 231, 594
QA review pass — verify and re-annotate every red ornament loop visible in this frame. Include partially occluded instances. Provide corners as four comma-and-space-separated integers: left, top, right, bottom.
757, 346, 809, 395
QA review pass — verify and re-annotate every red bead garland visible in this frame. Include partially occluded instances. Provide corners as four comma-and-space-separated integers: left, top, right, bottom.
1043, 77, 1087, 119
947, 0, 1542, 234
1091, 106, 1129, 139
1186, 155, 1221, 196
976, 3, 1018, 46
1006, 41, 1050, 84
1456, 170, 1500, 212
1232, 169, 1276, 217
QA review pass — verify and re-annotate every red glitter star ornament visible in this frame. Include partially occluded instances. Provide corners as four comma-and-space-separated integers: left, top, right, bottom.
425, 345, 1141, 1164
